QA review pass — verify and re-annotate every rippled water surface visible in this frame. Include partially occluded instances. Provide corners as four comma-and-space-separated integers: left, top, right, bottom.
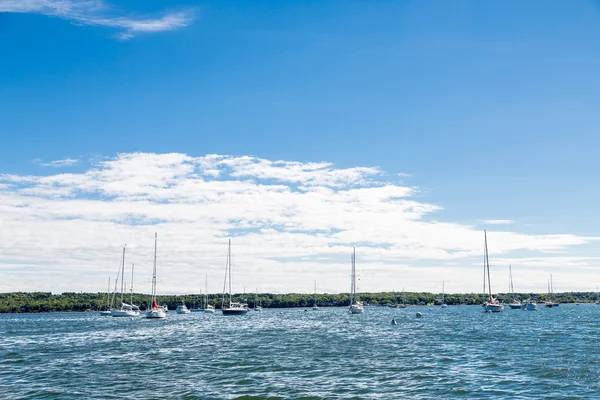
1, 305, 600, 399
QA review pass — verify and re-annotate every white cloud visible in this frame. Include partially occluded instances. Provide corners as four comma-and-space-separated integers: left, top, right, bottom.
0, 0, 193, 39
35, 157, 79, 167
482, 219, 513, 225
0, 152, 597, 295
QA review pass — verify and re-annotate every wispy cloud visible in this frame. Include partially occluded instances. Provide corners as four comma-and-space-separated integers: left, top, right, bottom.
34, 157, 79, 167
0, 153, 596, 294
482, 219, 513, 225
0, 0, 194, 39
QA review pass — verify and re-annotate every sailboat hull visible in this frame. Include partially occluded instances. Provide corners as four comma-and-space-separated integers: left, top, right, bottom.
483, 304, 504, 312
144, 309, 166, 319
524, 303, 537, 311
99, 311, 112, 316
508, 304, 523, 309
349, 305, 364, 314
111, 310, 139, 317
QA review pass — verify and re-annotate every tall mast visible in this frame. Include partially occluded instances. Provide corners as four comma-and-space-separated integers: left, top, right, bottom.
229, 239, 232, 304
484, 231, 492, 302
509, 265, 514, 300
130, 264, 134, 305
152, 233, 157, 302
120, 245, 126, 305
442, 281, 445, 303
205, 274, 208, 309
349, 250, 354, 306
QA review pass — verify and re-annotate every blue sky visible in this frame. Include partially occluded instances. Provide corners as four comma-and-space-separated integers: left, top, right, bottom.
1, 0, 600, 294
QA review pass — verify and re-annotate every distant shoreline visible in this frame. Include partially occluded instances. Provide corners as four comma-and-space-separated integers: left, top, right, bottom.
0, 291, 596, 313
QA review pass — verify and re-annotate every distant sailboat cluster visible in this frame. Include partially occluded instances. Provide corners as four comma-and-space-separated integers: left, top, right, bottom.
98, 230, 568, 318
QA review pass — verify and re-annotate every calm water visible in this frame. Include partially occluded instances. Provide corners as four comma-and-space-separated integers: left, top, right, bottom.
1, 305, 599, 399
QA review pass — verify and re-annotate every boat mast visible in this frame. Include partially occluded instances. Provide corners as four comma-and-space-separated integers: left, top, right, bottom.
442, 281, 445, 303
509, 265, 514, 301
349, 250, 354, 306
205, 274, 208, 309
120, 245, 126, 306
229, 239, 232, 305
130, 264, 134, 305
152, 233, 157, 304
484, 231, 492, 302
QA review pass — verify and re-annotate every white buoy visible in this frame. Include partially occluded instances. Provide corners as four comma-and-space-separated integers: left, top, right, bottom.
416, 312, 423, 318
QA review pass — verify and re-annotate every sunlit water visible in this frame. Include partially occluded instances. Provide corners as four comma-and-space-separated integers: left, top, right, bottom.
1, 305, 599, 399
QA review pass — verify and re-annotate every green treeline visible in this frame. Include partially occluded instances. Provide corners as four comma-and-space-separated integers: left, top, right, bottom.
0, 291, 597, 313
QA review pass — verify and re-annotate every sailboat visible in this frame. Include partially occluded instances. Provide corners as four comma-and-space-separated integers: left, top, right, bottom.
349, 247, 364, 314
312, 281, 319, 310
221, 239, 249, 315
111, 247, 140, 317
441, 282, 447, 308
99, 278, 112, 316
595, 287, 600, 305
192, 275, 216, 313
144, 233, 166, 319
482, 231, 504, 313
507, 265, 523, 309
253, 289, 263, 311
545, 274, 560, 308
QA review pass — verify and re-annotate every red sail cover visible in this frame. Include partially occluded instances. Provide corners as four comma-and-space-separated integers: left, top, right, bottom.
152, 300, 159, 308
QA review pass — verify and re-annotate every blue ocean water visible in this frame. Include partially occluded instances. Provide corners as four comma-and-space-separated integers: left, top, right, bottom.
1, 305, 599, 399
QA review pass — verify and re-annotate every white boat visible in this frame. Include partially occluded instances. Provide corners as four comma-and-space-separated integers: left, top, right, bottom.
349, 247, 364, 314
192, 275, 216, 313
253, 289, 263, 311
507, 265, 523, 309
176, 300, 190, 314
481, 231, 504, 313
523, 300, 538, 311
312, 280, 319, 310
111, 247, 140, 317
441, 282, 447, 308
221, 239, 249, 315
144, 233, 166, 319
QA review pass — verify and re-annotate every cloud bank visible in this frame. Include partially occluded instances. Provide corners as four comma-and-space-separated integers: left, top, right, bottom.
0, 0, 193, 39
0, 153, 597, 294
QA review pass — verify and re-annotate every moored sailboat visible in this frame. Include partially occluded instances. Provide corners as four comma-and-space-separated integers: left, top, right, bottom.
111, 247, 140, 317
144, 233, 166, 319
221, 239, 249, 315
349, 247, 364, 314
482, 231, 504, 313
99, 278, 112, 316
192, 275, 216, 313
507, 265, 523, 309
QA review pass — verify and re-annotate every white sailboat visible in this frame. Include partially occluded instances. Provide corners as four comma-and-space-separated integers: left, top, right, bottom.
221, 239, 249, 315
111, 247, 140, 317
312, 281, 319, 310
545, 274, 560, 308
507, 265, 523, 309
99, 278, 112, 316
482, 231, 504, 313
144, 233, 166, 319
192, 275, 216, 313
441, 282, 447, 308
349, 247, 364, 314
